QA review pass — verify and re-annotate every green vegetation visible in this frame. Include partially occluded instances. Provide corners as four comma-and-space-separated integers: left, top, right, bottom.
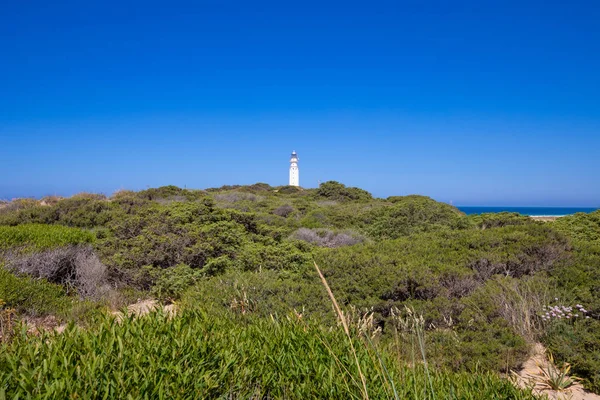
0, 267, 70, 317
0, 309, 537, 399
0, 182, 599, 396
0, 224, 95, 253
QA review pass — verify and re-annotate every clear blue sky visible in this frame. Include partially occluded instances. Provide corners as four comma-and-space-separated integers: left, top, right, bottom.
1, 1, 599, 206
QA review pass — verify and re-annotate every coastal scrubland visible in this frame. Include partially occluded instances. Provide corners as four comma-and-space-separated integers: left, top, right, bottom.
0, 182, 599, 398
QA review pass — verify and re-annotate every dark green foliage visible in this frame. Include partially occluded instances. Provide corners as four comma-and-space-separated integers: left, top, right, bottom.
316, 181, 373, 201
0, 267, 70, 317
543, 319, 600, 393
367, 195, 465, 239
309, 226, 566, 372
144, 264, 203, 300
137, 185, 206, 202
277, 185, 302, 194
181, 269, 330, 320
0, 197, 113, 227
240, 182, 274, 193
553, 210, 600, 243
469, 212, 535, 229
236, 241, 310, 272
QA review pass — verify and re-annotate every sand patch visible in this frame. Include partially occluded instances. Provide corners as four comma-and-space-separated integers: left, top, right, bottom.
513, 343, 600, 400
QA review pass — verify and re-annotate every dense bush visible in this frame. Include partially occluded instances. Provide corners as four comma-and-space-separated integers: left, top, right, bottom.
553, 210, 600, 243
137, 185, 206, 202
543, 318, 600, 393
0, 267, 71, 317
469, 212, 536, 229
316, 181, 373, 201
181, 269, 330, 320
277, 185, 302, 194
143, 264, 202, 300
367, 195, 465, 239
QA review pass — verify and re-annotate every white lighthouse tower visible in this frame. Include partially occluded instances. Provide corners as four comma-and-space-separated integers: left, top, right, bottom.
289, 151, 299, 186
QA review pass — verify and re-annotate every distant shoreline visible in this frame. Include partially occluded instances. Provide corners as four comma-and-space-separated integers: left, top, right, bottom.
530, 216, 561, 222
457, 206, 598, 217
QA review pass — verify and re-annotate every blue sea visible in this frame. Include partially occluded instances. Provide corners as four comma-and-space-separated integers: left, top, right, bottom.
457, 206, 599, 217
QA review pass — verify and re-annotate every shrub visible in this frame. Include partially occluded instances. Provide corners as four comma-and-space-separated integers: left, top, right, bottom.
181, 269, 331, 320
5, 245, 108, 298
144, 264, 203, 300
469, 212, 535, 230
367, 195, 464, 239
240, 182, 273, 193
137, 185, 206, 202
0, 267, 70, 317
0, 198, 38, 214
291, 228, 365, 248
316, 181, 372, 201
273, 204, 294, 217
236, 242, 311, 272
553, 210, 600, 243
213, 192, 264, 203
39, 195, 63, 206
71, 192, 107, 201
277, 185, 302, 194
543, 317, 600, 392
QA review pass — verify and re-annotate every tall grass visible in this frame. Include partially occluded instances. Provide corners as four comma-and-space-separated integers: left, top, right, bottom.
0, 309, 539, 399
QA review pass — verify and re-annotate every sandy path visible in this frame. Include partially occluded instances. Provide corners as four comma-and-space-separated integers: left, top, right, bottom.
513, 343, 600, 400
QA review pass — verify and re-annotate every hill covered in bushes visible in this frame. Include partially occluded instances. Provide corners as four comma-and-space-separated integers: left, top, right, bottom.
1, 182, 599, 397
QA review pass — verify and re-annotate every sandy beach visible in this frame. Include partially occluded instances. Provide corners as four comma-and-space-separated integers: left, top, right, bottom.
530, 216, 561, 222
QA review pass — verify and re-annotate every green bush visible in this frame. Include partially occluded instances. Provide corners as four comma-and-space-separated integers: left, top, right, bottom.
469, 212, 536, 229
543, 318, 600, 393
0, 267, 71, 317
316, 181, 373, 202
144, 264, 203, 300
553, 210, 600, 243
181, 269, 331, 321
367, 195, 465, 239
137, 185, 206, 202
277, 185, 302, 194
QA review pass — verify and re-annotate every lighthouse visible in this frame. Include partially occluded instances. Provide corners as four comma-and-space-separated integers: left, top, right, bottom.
289, 151, 299, 187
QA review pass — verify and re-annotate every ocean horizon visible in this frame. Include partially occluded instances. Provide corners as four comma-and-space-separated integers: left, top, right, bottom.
457, 206, 599, 217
